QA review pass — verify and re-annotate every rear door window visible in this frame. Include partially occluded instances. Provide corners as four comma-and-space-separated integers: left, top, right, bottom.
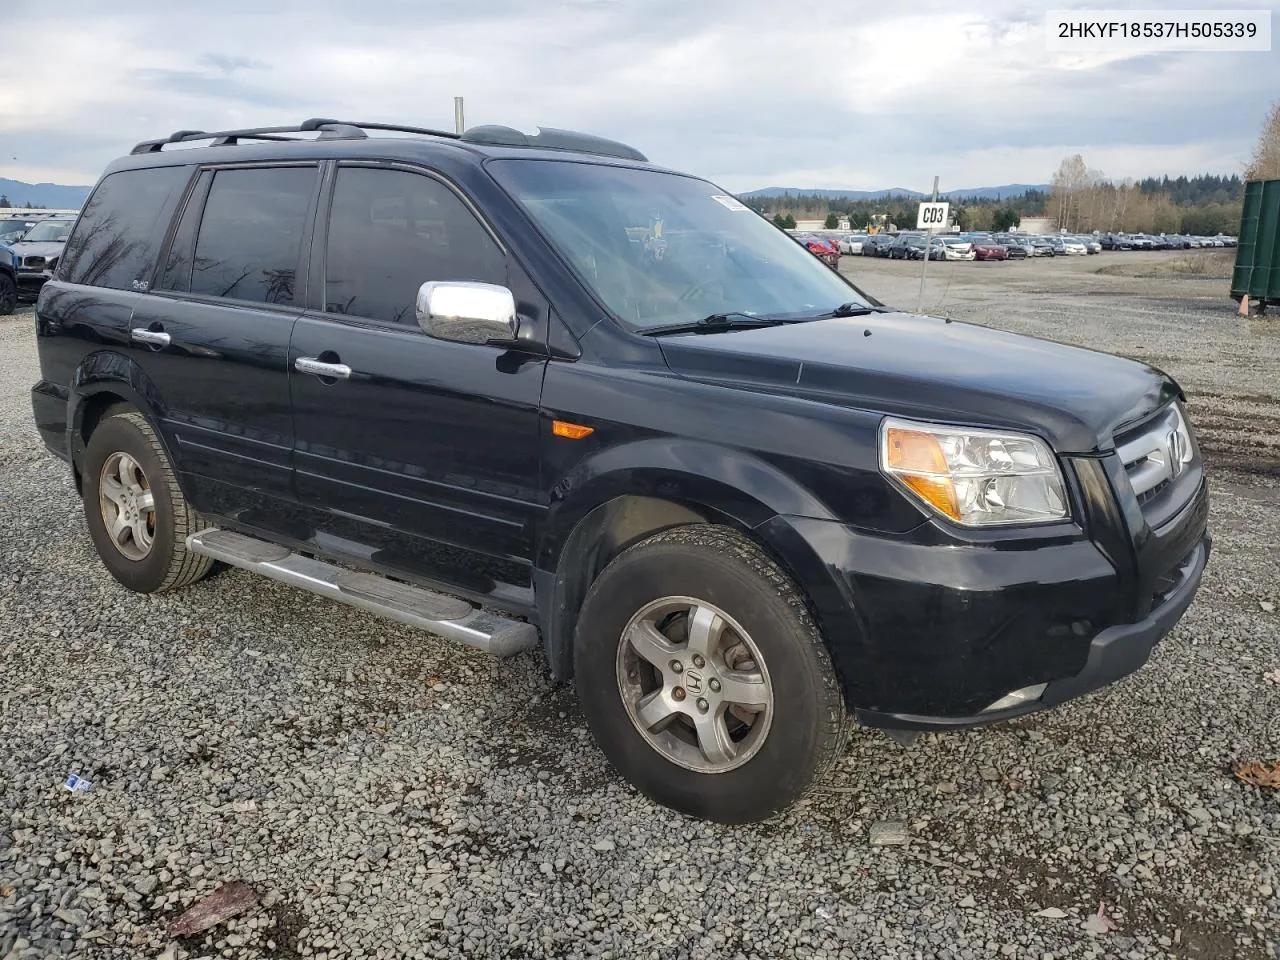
323, 166, 505, 325
189, 166, 318, 305
61, 166, 190, 290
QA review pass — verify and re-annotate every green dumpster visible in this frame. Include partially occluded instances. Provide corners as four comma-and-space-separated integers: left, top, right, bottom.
1232, 178, 1280, 307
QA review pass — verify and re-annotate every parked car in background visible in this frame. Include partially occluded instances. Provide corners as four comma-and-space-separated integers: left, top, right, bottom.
10, 215, 75, 296
966, 235, 1007, 261
1057, 237, 1088, 256
1024, 237, 1055, 257
938, 237, 976, 261
0, 241, 17, 314
1080, 237, 1102, 254
0, 216, 41, 245
1127, 235, 1154, 250
862, 234, 896, 257
1100, 233, 1131, 251
838, 233, 867, 255
995, 235, 1032, 259
889, 234, 926, 260
792, 233, 840, 268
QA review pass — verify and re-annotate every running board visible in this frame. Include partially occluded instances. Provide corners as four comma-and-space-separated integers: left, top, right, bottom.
186, 529, 538, 657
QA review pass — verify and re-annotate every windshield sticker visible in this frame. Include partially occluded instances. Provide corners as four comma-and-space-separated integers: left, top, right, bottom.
711, 195, 749, 211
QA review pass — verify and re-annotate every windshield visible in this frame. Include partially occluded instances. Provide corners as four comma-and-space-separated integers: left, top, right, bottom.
22, 220, 73, 243
489, 160, 869, 328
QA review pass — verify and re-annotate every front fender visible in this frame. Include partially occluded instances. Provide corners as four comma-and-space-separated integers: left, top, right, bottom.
535, 437, 838, 572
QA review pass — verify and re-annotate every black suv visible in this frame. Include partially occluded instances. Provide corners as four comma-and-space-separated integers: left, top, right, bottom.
31, 119, 1210, 823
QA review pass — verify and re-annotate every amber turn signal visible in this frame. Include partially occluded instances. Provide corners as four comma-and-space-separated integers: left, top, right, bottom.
552, 420, 594, 440
883, 427, 961, 520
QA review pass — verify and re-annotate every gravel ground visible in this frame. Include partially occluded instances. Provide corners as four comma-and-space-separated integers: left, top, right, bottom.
1, 253, 1278, 960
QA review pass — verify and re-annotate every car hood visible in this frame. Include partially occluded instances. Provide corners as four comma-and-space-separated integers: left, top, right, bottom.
656, 312, 1178, 453
10, 240, 65, 258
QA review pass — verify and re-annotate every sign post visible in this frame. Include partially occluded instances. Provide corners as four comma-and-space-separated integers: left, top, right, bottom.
916, 178, 947, 314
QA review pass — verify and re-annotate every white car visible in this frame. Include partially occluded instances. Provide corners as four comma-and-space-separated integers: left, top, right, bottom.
1060, 237, 1088, 255
939, 238, 975, 261
838, 233, 867, 255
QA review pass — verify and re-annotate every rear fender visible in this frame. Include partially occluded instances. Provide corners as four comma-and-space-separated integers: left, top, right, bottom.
68, 350, 174, 479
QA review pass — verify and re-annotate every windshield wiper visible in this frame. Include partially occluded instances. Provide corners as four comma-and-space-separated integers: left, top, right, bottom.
640, 312, 789, 337
824, 301, 885, 318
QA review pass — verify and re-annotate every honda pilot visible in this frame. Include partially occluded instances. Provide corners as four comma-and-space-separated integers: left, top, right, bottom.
30, 118, 1209, 823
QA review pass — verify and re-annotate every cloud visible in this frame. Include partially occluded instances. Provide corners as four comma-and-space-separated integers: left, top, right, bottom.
1, 0, 1276, 190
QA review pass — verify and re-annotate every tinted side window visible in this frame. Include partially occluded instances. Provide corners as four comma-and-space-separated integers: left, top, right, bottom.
190, 167, 316, 305
324, 167, 504, 324
62, 166, 189, 290
157, 171, 213, 293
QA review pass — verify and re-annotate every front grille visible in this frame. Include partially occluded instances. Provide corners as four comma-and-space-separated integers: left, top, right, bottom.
1151, 542, 1203, 608
1115, 403, 1198, 519
1135, 478, 1171, 506
22, 255, 45, 269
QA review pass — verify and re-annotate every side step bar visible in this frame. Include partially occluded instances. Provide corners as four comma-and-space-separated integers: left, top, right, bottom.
186, 529, 539, 657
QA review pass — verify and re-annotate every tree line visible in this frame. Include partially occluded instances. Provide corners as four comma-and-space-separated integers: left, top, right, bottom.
746, 178, 1243, 235
744, 97, 1280, 237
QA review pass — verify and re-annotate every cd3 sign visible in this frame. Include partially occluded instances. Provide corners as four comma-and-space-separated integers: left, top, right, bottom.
916, 202, 950, 230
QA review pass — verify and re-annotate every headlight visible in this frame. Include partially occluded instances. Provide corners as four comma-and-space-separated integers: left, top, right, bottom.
1169, 404, 1196, 476
879, 417, 1069, 526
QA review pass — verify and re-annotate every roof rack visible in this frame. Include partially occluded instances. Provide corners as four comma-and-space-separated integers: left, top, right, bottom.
130, 118, 646, 162
459, 125, 646, 161
130, 119, 380, 154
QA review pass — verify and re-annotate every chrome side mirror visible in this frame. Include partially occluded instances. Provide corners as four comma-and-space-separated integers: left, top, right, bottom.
415, 281, 518, 345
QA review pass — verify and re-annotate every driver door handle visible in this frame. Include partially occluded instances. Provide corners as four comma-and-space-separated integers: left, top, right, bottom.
295, 356, 352, 380
130, 327, 171, 347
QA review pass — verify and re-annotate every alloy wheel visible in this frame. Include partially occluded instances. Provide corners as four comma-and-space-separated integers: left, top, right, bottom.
615, 596, 774, 773
98, 451, 156, 561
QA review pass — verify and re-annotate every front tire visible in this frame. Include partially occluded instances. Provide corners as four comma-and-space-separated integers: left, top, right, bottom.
574, 526, 849, 823
82, 408, 213, 593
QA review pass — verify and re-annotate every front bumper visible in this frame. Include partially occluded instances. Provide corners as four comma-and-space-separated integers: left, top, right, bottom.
855, 535, 1209, 730
757, 473, 1210, 729
17, 269, 52, 292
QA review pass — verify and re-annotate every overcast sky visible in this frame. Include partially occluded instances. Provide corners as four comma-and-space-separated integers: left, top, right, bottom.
2, 0, 1277, 192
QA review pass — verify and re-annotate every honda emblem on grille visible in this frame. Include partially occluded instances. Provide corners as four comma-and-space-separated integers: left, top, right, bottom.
1166, 430, 1186, 477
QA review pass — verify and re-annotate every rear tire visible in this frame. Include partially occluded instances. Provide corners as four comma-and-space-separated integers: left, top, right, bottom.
574, 526, 849, 823
82, 407, 213, 594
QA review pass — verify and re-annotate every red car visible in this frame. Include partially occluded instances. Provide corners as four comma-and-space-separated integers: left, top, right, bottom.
792, 233, 841, 269
969, 236, 1008, 261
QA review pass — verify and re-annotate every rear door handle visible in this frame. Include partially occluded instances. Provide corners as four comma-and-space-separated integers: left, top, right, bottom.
295, 356, 352, 380
130, 327, 171, 347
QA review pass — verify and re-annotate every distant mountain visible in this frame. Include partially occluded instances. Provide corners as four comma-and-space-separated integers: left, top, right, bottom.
0, 178, 91, 209
741, 184, 1049, 201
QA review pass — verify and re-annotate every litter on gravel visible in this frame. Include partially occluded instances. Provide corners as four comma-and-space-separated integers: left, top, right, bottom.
1235, 760, 1280, 789
167, 881, 259, 938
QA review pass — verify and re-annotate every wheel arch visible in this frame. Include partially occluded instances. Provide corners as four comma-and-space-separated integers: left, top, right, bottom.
68, 351, 174, 493
534, 440, 840, 683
